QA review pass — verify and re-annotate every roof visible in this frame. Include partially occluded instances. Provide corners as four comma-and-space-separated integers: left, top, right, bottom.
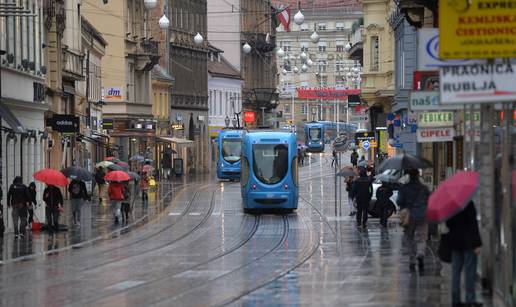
152, 65, 175, 83
81, 17, 108, 47
208, 54, 242, 80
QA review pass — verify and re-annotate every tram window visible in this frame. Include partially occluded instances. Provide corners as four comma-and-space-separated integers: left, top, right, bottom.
222, 139, 241, 163
252, 144, 289, 184
309, 128, 322, 141
241, 156, 249, 187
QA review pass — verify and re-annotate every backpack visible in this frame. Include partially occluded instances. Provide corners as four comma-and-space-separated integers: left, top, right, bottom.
410, 185, 429, 222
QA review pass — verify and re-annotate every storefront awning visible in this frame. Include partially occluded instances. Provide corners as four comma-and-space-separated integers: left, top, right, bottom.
0, 101, 25, 133
158, 136, 195, 147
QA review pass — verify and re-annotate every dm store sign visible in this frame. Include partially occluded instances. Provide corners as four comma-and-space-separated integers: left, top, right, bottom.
105, 87, 122, 100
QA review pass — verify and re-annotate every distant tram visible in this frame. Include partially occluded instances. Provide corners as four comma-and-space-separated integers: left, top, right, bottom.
304, 122, 325, 152
241, 131, 298, 212
216, 129, 245, 180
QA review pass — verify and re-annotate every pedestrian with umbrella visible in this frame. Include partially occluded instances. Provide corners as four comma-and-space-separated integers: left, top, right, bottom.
7, 176, 30, 238
397, 169, 430, 272
105, 171, 130, 225
33, 169, 68, 234
68, 177, 88, 226
376, 181, 393, 228
426, 171, 482, 307
27, 182, 37, 227
350, 167, 373, 228
94, 167, 106, 202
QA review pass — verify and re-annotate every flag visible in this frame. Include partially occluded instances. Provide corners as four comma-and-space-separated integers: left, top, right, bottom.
278, 7, 291, 32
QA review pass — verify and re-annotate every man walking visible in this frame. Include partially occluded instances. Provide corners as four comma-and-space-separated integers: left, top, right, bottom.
397, 169, 430, 272
68, 178, 88, 226
7, 176, 30, 238
350, 168, 373, 228
350, 149, 358, 167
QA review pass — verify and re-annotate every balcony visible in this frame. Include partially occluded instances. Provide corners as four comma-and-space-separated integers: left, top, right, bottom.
62, 48, 84, 81
129, 40, 160, 72
241, 32, 276, 54
348, 26, 363, 63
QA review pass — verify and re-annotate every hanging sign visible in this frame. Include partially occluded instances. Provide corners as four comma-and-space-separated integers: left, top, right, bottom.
49, 115, 80, 133
296, 88, 361, 100
418, 112, 454, 128
409, 91, 459, 111
439, 0, 516, 59
105, 87, 122, 100
244, 111, 255, 123
417, 127, 456, 143
440, 60, 516, 104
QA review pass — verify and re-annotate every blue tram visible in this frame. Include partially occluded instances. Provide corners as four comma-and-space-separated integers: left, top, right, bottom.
217, 129, 245, 180
241, 132, 299, 212
304, 122, 325, 152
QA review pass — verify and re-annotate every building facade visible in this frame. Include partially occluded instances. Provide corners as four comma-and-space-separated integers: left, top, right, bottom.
83, 0, 158, 163
0, 0, 48, 228
81, 16, 107, 171
275, 5, 362, 128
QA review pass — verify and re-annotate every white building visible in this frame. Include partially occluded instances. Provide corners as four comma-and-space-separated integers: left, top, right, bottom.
0, 0, 48, 227
275, 6, 362, 126
207, 46, 242, 167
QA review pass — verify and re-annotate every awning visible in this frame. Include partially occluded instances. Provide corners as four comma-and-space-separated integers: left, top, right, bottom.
158, 136, 195, 147
0, 101, 25, 133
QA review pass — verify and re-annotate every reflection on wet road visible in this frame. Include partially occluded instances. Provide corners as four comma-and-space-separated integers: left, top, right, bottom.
0, 152, 490, 306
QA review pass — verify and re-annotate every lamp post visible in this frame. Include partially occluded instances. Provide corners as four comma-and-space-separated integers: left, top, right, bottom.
224, 116, 230, 128
260, 107, 267, 127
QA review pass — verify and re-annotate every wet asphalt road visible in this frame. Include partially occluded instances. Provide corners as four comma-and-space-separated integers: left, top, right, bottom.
0, 152, 491, 306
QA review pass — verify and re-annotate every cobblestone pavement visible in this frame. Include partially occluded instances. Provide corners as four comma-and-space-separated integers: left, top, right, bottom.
0, 152, 492, 306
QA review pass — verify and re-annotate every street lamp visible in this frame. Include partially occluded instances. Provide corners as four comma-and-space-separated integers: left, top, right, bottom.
194, 32, 204, 46
344, 42, 352, 52
294, 10, 305, 25
159, 14, 170, 29
144, 0, 157, 10
242, 42, 252, 54
232, 116, 237, 128
224, 116, 230, 128
310, 31, 320, 44
276, 47, 285, 58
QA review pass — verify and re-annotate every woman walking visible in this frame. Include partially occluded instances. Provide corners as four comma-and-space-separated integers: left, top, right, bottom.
27, 182, 37, 226
43, 184, 63, 234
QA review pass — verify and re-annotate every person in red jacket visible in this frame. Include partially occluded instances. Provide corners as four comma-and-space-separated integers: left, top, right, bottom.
108, 182, 125, 225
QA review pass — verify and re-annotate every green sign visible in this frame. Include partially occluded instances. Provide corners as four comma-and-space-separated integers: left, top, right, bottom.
418, 111, 454, 128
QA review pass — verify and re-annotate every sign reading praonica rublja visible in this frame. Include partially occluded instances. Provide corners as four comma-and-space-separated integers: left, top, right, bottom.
439, 0, 516, 59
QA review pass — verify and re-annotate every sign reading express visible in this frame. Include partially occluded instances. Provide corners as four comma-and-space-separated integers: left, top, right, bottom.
439, 0, 516, 59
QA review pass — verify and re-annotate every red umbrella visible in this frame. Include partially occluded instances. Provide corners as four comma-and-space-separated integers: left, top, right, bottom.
33, 169, 68, 187
426, 171, 480, 223
105, 157, 118, 162
143, 164, 154, 173
104, 170, 130, 182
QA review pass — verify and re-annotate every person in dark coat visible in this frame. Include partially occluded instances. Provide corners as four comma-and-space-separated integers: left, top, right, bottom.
7, 177, 30, 238
94, 167, 106, 202
376, 182, 393, 228
43, 185, 63, 234
27, 182, 37, 225
350, 168, 373, 227
350, 149, 358, 167
68, 179, 88, 226
345, 176, 356, 216
446, 201, 482, 307
397, 169, 430, 271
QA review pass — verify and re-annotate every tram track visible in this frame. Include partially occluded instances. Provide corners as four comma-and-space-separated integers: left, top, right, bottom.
0, 183, 219, 291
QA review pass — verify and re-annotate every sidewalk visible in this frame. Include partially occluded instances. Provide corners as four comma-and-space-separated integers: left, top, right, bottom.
0, 179, 188, 262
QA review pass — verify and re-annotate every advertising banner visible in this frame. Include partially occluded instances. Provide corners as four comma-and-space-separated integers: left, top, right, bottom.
439, 0, 516, 59
418, 111, 454, 128
296, 88, 360, 100
440, 60, 516, 104
417, 28, 480, 70
417, 127, 456, 143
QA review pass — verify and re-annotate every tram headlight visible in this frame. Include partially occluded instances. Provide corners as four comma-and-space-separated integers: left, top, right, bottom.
319, 141, 323, 145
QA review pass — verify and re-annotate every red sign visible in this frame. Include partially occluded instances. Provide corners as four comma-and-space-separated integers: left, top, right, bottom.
413, 71, 439, 91
296, 88, 361, 100
244, 112, 255, 123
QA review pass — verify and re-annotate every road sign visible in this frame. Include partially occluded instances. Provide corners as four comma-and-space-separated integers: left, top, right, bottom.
362, 140, 370, 151
439, 0, 516, 59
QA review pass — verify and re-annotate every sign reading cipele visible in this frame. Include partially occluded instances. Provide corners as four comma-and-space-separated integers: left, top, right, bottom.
440, 60, 516, 104
418, 111, 454, 128
417, 127, 455, 143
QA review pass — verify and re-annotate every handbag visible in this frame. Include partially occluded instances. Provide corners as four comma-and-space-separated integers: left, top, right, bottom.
399, 208, 410, 227
438, 233, 452, 263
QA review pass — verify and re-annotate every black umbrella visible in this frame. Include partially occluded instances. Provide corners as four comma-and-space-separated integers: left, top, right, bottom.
107, 164, 126, 171
336, 166, 357, 177
378, 153, 432, 172
127, 171, 140, 181
61, 166, 93, 182
129, 155, 145, 162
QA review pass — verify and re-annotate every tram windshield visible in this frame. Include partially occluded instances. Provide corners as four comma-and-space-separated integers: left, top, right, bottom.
222, 139, 241, 163
252, 144, 289, 185
309, 128, 322, 142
